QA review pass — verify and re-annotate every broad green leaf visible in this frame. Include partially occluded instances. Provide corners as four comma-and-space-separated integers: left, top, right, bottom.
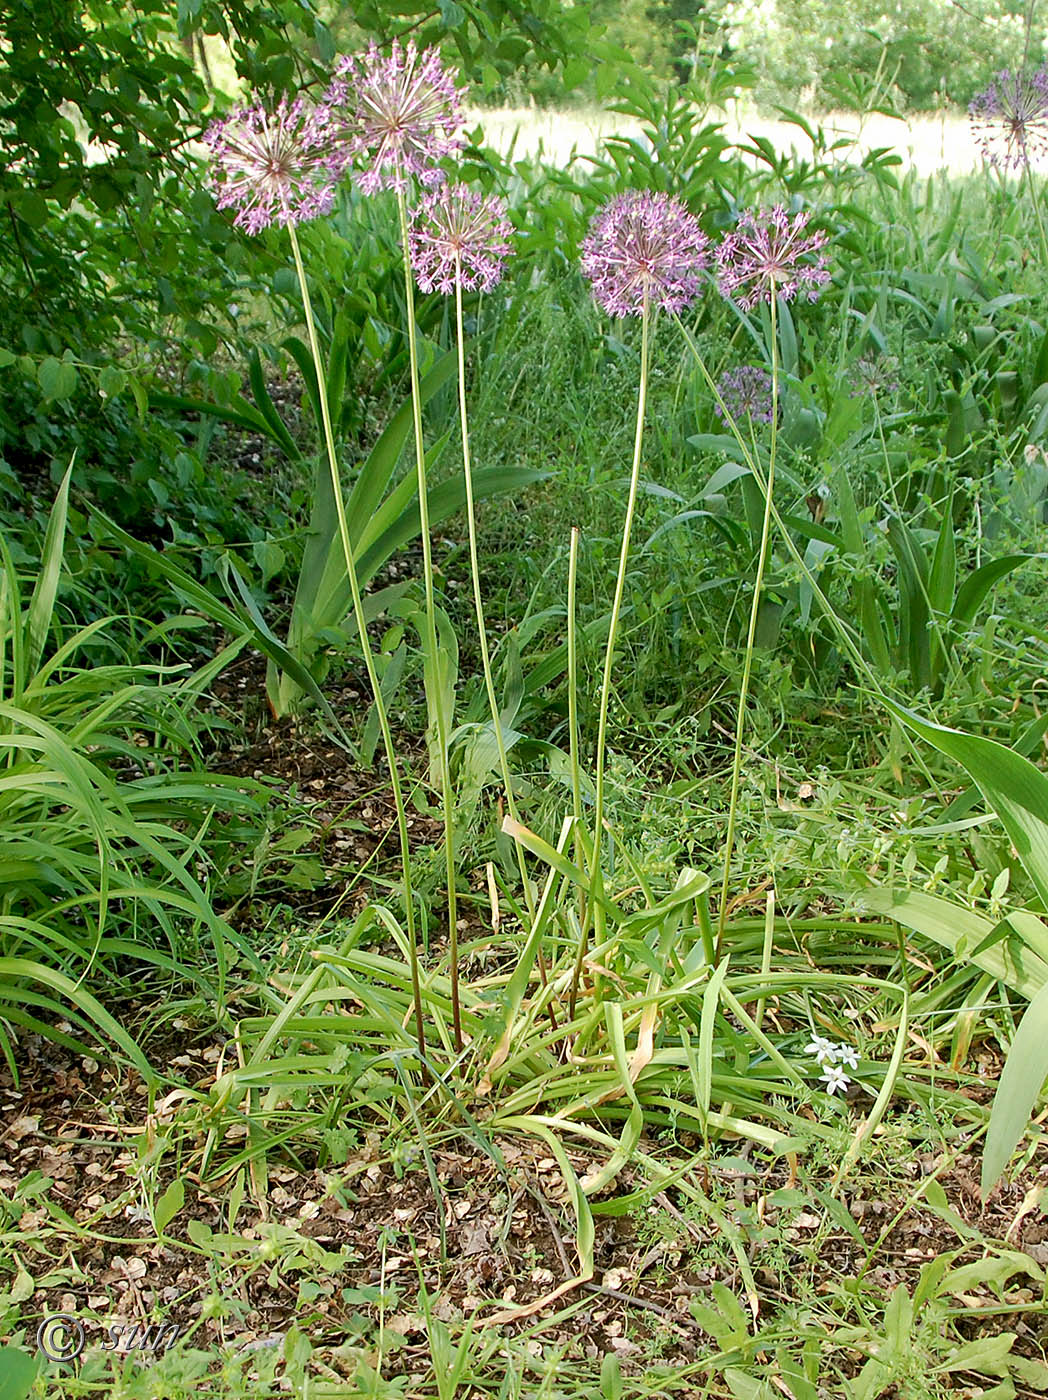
855, 887, 1048, 998
0, 1347, 39, 1400
952, 555, 1033, 626
154, 1177, 185, 1233
37, 356, 77, 400
982, 978, 1048, 1193
882, 699, 1048, 912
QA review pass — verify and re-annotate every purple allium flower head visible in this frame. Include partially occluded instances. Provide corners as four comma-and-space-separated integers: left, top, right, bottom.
715, 364, 774, 424
969, 66, 1048, 169
326, 39, 464, 194
203, 96, 349, 236
580, 191, 709, 317
716, 206, 830, 311
408, 186, 512, 294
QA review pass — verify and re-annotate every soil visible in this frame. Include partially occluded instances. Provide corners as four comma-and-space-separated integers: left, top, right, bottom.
4, 1027, 1047, 1388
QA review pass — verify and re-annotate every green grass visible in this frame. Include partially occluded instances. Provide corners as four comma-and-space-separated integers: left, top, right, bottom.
5, 68, 1048, 1400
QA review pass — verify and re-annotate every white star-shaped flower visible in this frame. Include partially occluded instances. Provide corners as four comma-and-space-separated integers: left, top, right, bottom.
820, 1064, 851, 1096
833, 1044, 859, 1070
804, 1035, 836, 1065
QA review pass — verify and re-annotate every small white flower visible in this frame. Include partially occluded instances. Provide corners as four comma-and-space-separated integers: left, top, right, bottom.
804, 1035, 836, 1065
833, 1043, 859, 1070
820, 1064, 851, 1096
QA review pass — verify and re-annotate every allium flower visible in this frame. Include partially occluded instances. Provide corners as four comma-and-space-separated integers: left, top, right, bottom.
715, 364, 774, 424
409, 186, 512, 294
850, 353, 900, 398
326, 40, 464, 194
204, 96, 349, 236
581, 191, 709, 317
969, 67, 1048, 170
804, 1035, 836, 1066
716, 206, 830, 311
820, 1064, 851, 1096
833, 1044, 859, 1071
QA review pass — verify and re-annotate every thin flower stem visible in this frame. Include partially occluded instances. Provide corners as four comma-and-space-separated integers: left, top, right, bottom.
566, 524, 589, 1018
396, 187, 461, 1052
453, 262, 537, 929
287, 223, 426, 1064
672, 312, 947, 808
717, 296, 779, 948
588, 296, 651, 938
1022, 158, 1048, 270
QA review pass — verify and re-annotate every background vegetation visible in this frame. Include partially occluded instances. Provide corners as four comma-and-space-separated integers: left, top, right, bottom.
1, 2, 1048, 1397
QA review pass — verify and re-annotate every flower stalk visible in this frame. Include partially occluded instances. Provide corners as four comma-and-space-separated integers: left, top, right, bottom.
395, 185, 462, 1051
287, 223, 427, 1064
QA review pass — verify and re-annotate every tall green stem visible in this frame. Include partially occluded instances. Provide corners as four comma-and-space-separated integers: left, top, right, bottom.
588, 297, 651, 931
453, 266, 537, 930
395, 189, 461, 1051
717, 295, 779, 947
1022, 159, 1048, 271
287, 223, 426, 1063
673, 312, 947, 823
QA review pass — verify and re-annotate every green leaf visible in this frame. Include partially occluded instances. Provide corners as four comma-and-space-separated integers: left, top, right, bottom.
983, 978, 1048, 1193
0, 348, 16, 369
0, 1347, 39, 1400
882, 699, 1048, 912
25, 459, 73, 683
98, 365, 127, 398
37, 356, 78, 401
154, 1177, 185, 1233
252, 539, 285, 584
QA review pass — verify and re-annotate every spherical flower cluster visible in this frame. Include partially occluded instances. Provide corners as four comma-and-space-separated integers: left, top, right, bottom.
203, 96, 350, 235
969, 66, 1048, 170
850, 353, 900, 399
409, 186, 512, 293
326, 39, 464, 194
716, 206, 829, 311
581, 190, 710, 317
715, 364, 774, 424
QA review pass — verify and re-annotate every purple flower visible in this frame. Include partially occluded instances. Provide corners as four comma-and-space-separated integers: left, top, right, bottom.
716, 206, 830, 311
969, 67, 1048, 170
715, 364, 774, 424
203, 96, 349, 236
326, 40, 464, 194
408, 186, 512, 294
580, 191, 709, 317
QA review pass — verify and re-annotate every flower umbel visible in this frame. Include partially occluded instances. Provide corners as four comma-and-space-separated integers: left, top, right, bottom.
715, 364, 774, 423
850, 353, 900, 398
581, 191, 709, 317
409, 186, 512, 294
969, 67, 1048, 170
716, 206, 829, 311
204, 96, 348, 236
327, 39, 464, 194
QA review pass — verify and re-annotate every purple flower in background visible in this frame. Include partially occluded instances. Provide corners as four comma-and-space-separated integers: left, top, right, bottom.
204, 96, 349, 235
581, 191, 709, 317
326, 39, 464, 194
716, 206, 829, 311
715, 364, 774, 424
969, 66, 1048, 169
409, 186, 512, 293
